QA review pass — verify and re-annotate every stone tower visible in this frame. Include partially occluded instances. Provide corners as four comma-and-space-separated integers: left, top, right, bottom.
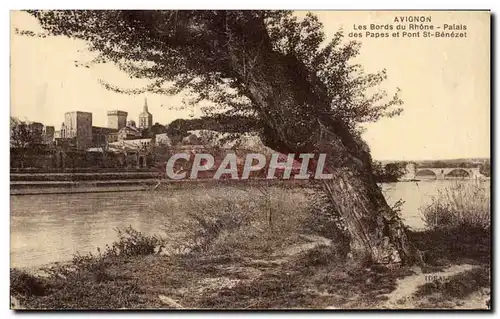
107, 110, 128, 130
64, 111, 93, 149
139, 97, 153, 129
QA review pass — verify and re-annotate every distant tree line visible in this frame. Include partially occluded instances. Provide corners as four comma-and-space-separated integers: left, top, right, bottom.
415, 160, 488, 169
372, 161, 408, 183
165, 115, 260, 145
167, 115, 259, 134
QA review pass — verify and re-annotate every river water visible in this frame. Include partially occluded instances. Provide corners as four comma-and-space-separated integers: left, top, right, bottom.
10, 179, 490, 268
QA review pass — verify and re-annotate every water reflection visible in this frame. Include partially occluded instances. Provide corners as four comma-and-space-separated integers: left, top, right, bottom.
10, 192, 171, 268
11, 180, 490, 268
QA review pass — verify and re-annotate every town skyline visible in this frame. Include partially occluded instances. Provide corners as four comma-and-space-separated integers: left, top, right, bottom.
11, 11, 490, 161
10, 102, 492, 163
10, 97, 161, 128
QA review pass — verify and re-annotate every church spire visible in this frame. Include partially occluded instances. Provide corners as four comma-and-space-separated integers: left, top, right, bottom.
143, 97, 149, 113
139, 96, 153, 129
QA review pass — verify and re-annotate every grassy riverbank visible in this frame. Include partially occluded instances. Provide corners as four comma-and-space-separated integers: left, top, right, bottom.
10, 183, 491, 310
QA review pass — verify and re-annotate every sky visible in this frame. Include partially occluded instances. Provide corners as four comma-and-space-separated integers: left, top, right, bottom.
10, 11, 490, 161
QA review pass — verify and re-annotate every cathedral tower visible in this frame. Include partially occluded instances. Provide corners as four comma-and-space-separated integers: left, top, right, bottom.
139, 97, 153, 129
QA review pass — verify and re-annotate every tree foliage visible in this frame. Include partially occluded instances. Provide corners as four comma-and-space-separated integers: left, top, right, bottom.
10, 117, 43, 148
372, 161, 408, 183
25, 10, 415, 265
10, 117, 45, 168
265, 12, 403, 133
27, 10, 402, 136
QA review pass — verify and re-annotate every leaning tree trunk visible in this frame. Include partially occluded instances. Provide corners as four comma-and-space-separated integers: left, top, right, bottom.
225, 16, 417, 266
30, 10, 416, 265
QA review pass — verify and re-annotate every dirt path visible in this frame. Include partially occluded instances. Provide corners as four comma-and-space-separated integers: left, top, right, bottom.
271, 234, 333, 262
381, 264, 479, 309
236, 234, 333, 267
157, 234, 335, 308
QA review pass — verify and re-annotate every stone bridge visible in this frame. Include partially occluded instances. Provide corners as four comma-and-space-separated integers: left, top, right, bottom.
402, 164, 484, 180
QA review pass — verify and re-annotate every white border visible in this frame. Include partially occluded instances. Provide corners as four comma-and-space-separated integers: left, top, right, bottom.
3, 1, 498, 10
2, 1, 497, 318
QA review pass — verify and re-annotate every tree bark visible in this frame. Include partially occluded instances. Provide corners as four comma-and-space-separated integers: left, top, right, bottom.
225, 16, 416, 266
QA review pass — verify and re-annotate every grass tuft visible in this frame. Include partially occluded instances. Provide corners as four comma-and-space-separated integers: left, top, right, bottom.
415, 267, 489, 298
421, 182, 490, 230
10, 269, 48, 297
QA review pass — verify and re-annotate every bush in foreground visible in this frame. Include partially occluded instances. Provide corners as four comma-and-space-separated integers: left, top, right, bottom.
421, 182, 490, 230
413, 182, 491, 267
153, 185, 312, 255
11, 227, 164, 309
10, 269, 48, 297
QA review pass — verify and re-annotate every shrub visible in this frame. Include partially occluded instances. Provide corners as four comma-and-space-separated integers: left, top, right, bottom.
415, 266, 490, 299
14, 269, 143, 309
10, 269, 48, 297
10, 227, 159, 309
103, 226, 165, 257
297, 244, 341, 267
421, 182, 490, 230
154, 184, 310, 255
31, 226, 166, 288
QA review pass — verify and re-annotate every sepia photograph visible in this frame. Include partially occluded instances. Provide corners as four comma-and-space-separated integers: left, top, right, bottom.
9, 10, 491, 310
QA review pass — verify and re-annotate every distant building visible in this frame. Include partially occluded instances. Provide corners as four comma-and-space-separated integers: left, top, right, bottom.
109, 138, 154, 150
92, 126, 118, 147
107, 132, 119, 143
43, 125, 55, 144
50, 98, 160, 154
107, 110, 128, 130
118, 120, 142, 141
58, 123, 66, 138
54, 137, 74, 149
138, 98, 153, 129
63, 111, 93, 150
28, 122, 44, 137
108, 138, 154, 168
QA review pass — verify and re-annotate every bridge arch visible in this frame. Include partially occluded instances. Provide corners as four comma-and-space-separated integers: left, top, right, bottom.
445, 168, 470, 178
415, 169, 437, 179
